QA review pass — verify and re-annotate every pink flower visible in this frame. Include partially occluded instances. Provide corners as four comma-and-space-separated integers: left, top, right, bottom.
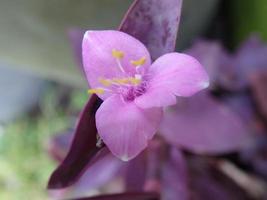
82, 30, 209, 161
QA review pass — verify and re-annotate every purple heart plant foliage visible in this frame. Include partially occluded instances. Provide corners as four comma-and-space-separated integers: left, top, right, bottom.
47, 0, 267, 199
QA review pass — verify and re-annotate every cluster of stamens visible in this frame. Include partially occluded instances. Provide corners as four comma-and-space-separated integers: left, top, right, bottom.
88, 49, 147, 101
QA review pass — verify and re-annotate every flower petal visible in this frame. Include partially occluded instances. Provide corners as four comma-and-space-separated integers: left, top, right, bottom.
136, 53, 209, 108
96, 95, 162, 161
135, 86, 177, 109
149, 53, 209, 96
82, 30, 151, 99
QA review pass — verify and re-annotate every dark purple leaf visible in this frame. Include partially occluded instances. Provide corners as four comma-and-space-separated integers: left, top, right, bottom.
249, 70, 267, 121
73, 192, 160, 200
66, 148, 124, 196
48, 131, 125, 195
222, 94, 255, 125
48, 95, 103, 189
159, 92, 252, 154
125, 152, 147, 191
143, 140, 163, 193
188, 157, 249, 200
240, 136, 267, 181
119, 0, 183, 60
161, 148, 188, 200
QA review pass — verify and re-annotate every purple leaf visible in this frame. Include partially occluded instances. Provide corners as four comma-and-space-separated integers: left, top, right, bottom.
161, 148, 188, 200
159, 92, 252, 154
48, 95, 103, 189
249, 70, 267, 121
240, 136, 267, 181
119, 0, 183, 60
188, 157, 249, 200
48, 131, 125, 195
74, 192, 160, 200
125, 153, 147, 191
222, 94, 255, 125
143, 140, 163, 193
67, 148, 124, 195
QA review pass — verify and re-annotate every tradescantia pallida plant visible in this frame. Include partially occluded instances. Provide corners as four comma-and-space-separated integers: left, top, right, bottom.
47, 0, 264, 199
48, 0, 187, 190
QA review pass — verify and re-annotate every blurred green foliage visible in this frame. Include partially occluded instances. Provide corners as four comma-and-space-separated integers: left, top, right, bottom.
229, 0, 267, 45
0, 0, 132, 87
0, 85, 88, 199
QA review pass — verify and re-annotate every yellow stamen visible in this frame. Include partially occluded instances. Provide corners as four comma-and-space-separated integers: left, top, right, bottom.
112, 49, 124, 59
129, 77, 141, 85
88, 88, 105, 95
112, 78, 129, 84
131, 57, 146, 66
99, 78, 112, 87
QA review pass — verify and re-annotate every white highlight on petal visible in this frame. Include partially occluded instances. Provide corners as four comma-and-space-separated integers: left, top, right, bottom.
200, 81, 210, 89
121, 155, 130, 162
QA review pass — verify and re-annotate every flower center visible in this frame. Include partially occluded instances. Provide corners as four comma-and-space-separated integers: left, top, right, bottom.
88, 49, 148, 101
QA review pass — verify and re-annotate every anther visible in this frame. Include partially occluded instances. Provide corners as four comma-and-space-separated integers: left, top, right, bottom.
112, 49, 124, 59
129, 77, 141, 85
131, 57, 146, 66
112, 78, 129, 84
88, 88, 105, 95
99, 78, 112, 87
112, 49, 126, 73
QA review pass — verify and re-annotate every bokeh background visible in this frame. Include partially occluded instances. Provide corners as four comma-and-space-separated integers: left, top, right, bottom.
0, 0, 267, 199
